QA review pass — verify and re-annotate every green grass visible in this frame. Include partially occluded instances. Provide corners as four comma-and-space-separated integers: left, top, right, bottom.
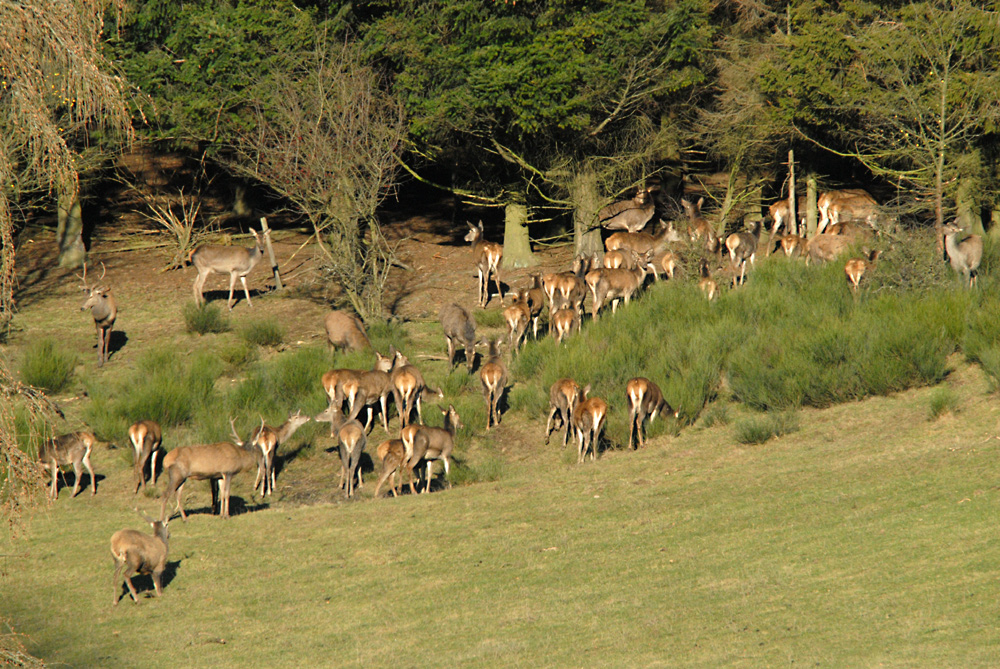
732, 410, 800, 445
182, 302, 231, 334
18, 338, 76, 393
927, 386, 960, 420
238, 319, 284, 347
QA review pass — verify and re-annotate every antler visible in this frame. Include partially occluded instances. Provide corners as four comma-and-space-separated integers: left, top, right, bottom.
98, 261, 107, 283
229, 416, 244, 446
135, 507, 157, 524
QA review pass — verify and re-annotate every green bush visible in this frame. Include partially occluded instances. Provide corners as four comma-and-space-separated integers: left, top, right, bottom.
733, 411, 799, 445
474, 308, 507, 328
239, 319, 284, 347
448, 454, 506, 486
927, 387, 960, 421
20, 339, 76, 394
219, 341, 259, 369
183, 302, 231, 334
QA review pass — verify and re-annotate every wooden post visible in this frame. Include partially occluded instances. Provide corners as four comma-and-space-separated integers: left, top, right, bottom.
259, 217, 283, 291
787, 150, 797, 235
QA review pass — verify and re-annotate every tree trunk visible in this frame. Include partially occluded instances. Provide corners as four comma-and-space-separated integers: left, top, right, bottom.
787, 149, 797, 235
502, 200, 538, 268
569, 169, 603, 258
806, 173, 818, 238
56, 188, 86, 268
956, 178, 982, 234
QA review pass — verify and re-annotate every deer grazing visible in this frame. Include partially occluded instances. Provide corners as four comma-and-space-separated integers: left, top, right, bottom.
373, 438, 406, 498
768, 196, 806, 234
503, 290, 532, 352
605, 223, 682, 257
572, 386, 608, 463
817, 189, 878, 234
79, 262, 117, 367
845, 249, 881, 294
324, 310, 371, 351
39, 431, 98, 499
190, 227, 265, 310
771, 233, 806, 258
542, 255, 591, 313
598, 185, 657, 233
626, 378, 677, 450
440, 303, 477, 372
465, 220, 503, 307
110, 510, 170, 606
698, 259, 718, 301
128, 420, 163, 494
249, 409, 311, 496
805, 233, 853, 265
391, 349, 444, 427
725, 220, 762, 287
942, 222, 983, 288
159, 419, 264, 521
524, 274, 545, 339
479, 338, 507, 430
341, 350, 398, 433
404, 405, 462, 494
550, 306, 581, 344
587, 255, 649, 318
544, 378, 582, 448
681, 197, 719, 254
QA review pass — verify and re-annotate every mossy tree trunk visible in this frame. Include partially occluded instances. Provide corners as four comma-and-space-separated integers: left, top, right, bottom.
569, 168, 603, 258
805, 173, 818, 238
56, 187, 86, 268
502, 199, 538, 268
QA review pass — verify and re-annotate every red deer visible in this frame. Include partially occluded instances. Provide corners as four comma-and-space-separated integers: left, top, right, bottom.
128, 420, 163, 494
805, 234, 853, 265
572, 386, 608, 463
681, 197, 719, 254
324, 310, 371, 351
79, 262, 117, 367
550, 306, 581, 344
340, 350, 398, 433
942, 222, 983, 288
391, 349, 444, 427
817, 189, 878, 234
249, 410, 311, 496
771, 234, 806, 258
542, 255, 591, 313
110, 511, 170, 606
39, 431, 98, 499
544, 378, 582, 448
845, 250, 881, 294
465, 220, 503, 307
190, 228, 265, 310
524, 274, 545, 339
605, 223, 682, 257
698, 259, 718, 301
440, 303, 477, 371
337, 418, 367, 499
503, 290, 531, 352
768, 196, 806, 234
599, 185, 657, 233
373, 439, 406, 498
404, 405, 463, 494
587, 256, 649, 319
725, 220, 763, 287
479, 339, 507, 430
626, 378, 677, 449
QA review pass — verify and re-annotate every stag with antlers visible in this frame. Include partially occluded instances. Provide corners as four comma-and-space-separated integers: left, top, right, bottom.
79, 262, 117, 367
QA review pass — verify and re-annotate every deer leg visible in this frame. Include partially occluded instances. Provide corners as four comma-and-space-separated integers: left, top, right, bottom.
491, 268, 502, 308
192, 269, 209, 306
240, 274, 253, 308
379, 396, 389, 433
476, 268, 486, 307
96, 326, 106, 367
83, 451, 96, 495
544, 407, 560, 444
152, 568, 163, 597
70, 460, 83, 498
226, 272, 238, 310
113, 559, 125, 606
423, 461, 434, 494
122, 563, 141, 603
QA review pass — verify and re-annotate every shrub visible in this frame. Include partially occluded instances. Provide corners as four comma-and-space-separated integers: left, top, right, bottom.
183, 302, 231, 334
699, 403, 731, 429
20, 339, 76, 394
219, 341, 258, 369
448, 454, 506, 486
474, 308, 506, 328
240, 319, 284, 347
733, 411, 799, 445
927, 387, 960, 421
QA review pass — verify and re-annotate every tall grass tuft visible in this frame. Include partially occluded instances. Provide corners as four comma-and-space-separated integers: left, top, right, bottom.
240, 319, 284, 347
183, 302, 231, 334
927, 387, 960, 421
733, 410, 799, 445
20, 338, 76, 394
228, 346, 332, 418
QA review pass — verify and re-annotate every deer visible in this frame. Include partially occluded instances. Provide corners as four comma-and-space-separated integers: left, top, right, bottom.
440, 303, 477, 372
587, 256, 649, 319
768, 196, 806, 234
324, 310, 371, 351
403, 405, 462, 494
110, 510, 170, 606
503, 290, 531, 352
550, 305, 581, 344
340, 350, 398, 433
249, 409, 311, 496
159, 418, 264, 521
524, 274, 545, 339
337, 417, 367, 499
572, 386, 608, 463
817, 189, 878, 234
479, 338, 507, 430
681, 197, 719, 254
942, 222, 983, 288
321, 351, 394, 419
605, 223, 683, 256
603, 248, 645, 272
771, 233, 806, 258
651, 251, 679, 281
845, 249, 881, 294
542, 255, 591, 313
373, 438, 406, 498
698, 259, 718, 301
465, 220, 503, 308
626, 378, 677, 450
391, 349, 444, 428
544, 378, 582, 448
725, 220, 762, 287
805, 233, 853, 265
79, 262, 117, 368
190, 227, 265, 310
128, 420, 163, 494
39, 431, 98, 499
598, 185, 657, 233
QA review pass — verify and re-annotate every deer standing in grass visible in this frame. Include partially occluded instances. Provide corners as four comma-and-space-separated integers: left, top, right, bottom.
544, 378, 582, 448
771, 234, 805, 258
599, 185, 658, 233
190, 228, 265, 310
626, 378, 677, 450
587, 255, 649, 318
768, 196, 806, 234
324, 310, 371, 351
479, 339, 507, 430
550, 306, 581, 344
341, 350, 398, 433
681, 197, 719, 254
404, 405, 462, 494
249, 410, 311, 496
698, 259, 718, 301
374, 439, 406, 498
440, 303, 477, 372
111, 511, 170, 606
572, 386, 608, 463
805, 234, 853, 265
524, 274, 545, 339
542, 255, 591, 313
39, 431, 98, 499
725, 220, 762, 287
605, 223, 682, 257
817, 189, 878, 234
159, 419, 264, 521
128, 420, 163, 494
79, 262, 117, 368
337, 418, 367, 498
391, 349, 444, 428
503, 290, 531, 352
942, 222, 983, 288
845, 250, 881, 295
465, 221, 503, 307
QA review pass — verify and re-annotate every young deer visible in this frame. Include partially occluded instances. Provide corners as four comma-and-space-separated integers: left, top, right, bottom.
503, 290, 531, 352
404, 405, 463, 494
698, 259, 718, 301
373, 439, 406, 498
942, 222, 983, 289
524, 274, 545, 339
605, 223, 682, 256
440, 303, 477, 372
39, 431, 98, 499
681, 197, 719, 254
544, 378, 582, 448
572, 386, 608, 463
324, 310, 371, 351
337, 418, 367, 499
805, 233, 852, 265
725, 220, 762, 287
341, 350, 398, 433
599, 185, 657, 233
845, 249, 881, 294
479, 339, 507, 430
465, 220, 503, 307
391, 349, 444, 427
190, 228, 265, 310
588, 256, 649, 318
79, 262, 117, 368
550, 306, 581, 344
626, 378, 677, 450
771, 233, 806, 258
542, 255, 591, 313
111, 510, 170, 606
768, 196, 806, 234
128, 420, 163, 494
249, 409, 311, 496
818, 189, 878, 234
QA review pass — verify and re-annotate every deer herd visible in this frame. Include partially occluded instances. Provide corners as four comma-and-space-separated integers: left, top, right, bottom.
44, 184, 983, 605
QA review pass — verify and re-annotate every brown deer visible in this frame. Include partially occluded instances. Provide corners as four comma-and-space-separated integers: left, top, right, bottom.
404, 405, 463, 494
942, 222, 983, 288
542, 255, 591, 313
572, 386, 608, 463
626, 378, 677, 450
771, 233, 806, 258
603, 248, 645, 271
337, 417, 367, 498
550, 306, 581, 344
324, 310, 371, 351
39, 431, 98, 499
79, 262, 117, 367
341, 350, 398, 433
465, 220, 503, 307
698, 259, 718, 301
159, 419, 264, 521
825, 221, 874, 243
599, 185, 657, 233
190, 228, 265, 310
544, 378, 582, 448
110, 510, 170, 606
587, 257, 649, 319
768, 196, 806, 234
845, 249, 881, 294
524, 274, 545, 339
440, 303, 477, 372
805, 234, 853, 265
817, 189, 878, 234
725, 220, 763, 287
681, 197, 719, 254
128, 420, 163, 494
391, 349, 444, 428
249, 409, 311, 496
373, 439, 406, 498
651, 251, 679, 281
503, 290, 531, 352
479, 338, 507, 430
605, 223, 682, 256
